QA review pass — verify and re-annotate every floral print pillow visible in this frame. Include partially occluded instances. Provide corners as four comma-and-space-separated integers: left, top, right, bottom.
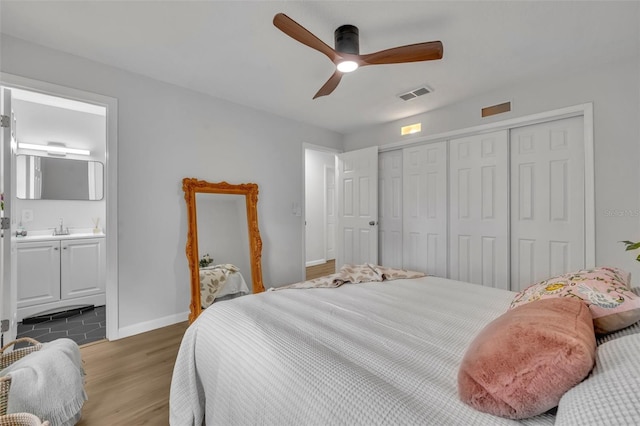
510, 267, 640, 334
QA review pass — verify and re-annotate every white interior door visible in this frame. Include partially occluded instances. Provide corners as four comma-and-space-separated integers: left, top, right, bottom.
510, 116, 585, 291
336, 146, 378, 268
378, 150, 403, 269
402, 142, 448, 276
1, 87, 17, 345
449, 130, 509, 289
325, 165, 336, 261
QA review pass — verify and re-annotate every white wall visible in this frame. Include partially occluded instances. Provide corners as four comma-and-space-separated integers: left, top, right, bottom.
1, 35, 343, 331
345, 57, 640, 280
304, 149, 335, 265
12, 98, 106, 232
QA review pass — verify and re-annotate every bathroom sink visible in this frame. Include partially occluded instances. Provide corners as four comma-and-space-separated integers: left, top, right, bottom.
16, 228, 104, 242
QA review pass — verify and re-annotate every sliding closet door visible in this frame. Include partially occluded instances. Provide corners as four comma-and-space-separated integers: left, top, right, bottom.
378, 150, 403, 269
449, 131, 509, 289
510, 116, 585, 292
402, 142, 447, 276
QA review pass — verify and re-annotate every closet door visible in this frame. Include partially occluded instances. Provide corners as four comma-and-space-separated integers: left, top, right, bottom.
378, 151, 403, 269
510, 116, 585, 291
449, 131, 509, 289
402, 142, 447, 276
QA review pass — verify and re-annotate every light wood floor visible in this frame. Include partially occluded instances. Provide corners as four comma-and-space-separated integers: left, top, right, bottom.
76, 321, 189, 425
306, 259, 336, 280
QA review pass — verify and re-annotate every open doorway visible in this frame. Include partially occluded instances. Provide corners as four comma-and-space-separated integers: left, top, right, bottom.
304, 146, 338, 280
0, 75, 117, 347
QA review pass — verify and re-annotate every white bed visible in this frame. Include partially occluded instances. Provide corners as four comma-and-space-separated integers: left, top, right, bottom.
171, 276, 553, 425
199, 265, 250, 306
169, 275, 640, 425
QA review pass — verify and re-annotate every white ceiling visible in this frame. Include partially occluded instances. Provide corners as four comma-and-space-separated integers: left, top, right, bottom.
1, 1, 638, 134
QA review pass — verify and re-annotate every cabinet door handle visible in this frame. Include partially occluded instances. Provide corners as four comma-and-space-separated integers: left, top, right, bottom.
63, 247, 68, 250
54, 247, 59, 251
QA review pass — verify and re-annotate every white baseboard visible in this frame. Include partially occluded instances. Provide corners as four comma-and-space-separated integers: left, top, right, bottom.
306, 259, 326, 267
115, 310, 189, 340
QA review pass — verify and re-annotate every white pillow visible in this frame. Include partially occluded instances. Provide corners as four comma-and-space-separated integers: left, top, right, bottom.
556, 333, 640, 425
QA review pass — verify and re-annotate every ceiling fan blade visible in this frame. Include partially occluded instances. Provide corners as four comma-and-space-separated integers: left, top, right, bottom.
313, 71, 343, 99
273, 13, 338, 62
359, 41, 443, 66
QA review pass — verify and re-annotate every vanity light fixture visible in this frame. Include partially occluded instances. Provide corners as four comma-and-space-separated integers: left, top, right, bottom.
401, 123, 422, 136
19, 142, 90, 156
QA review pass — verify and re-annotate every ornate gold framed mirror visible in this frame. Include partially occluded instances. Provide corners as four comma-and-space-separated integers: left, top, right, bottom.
183, 178, 265, 322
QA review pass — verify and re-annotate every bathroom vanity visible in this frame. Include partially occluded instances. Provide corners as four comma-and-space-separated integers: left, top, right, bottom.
16, 230, 105, 321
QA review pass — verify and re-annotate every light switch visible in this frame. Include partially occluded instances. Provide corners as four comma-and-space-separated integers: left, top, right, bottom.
21, 209, 34, 223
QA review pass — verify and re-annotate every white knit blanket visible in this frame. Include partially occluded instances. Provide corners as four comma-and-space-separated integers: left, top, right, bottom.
1, 338, 86, 426
170, 276, 555, 425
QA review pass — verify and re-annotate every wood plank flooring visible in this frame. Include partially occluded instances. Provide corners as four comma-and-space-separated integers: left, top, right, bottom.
305, 259, 336, 280
76, 321, 189, 425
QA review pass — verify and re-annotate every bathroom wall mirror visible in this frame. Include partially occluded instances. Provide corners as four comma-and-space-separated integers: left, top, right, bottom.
183, 178, 264, 323
16, 154, 104, 200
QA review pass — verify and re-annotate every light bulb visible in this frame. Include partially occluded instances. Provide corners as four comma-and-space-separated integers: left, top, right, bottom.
336, 61, 359, 73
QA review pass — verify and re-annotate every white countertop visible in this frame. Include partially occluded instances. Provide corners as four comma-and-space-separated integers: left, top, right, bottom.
15, 228, 105, 242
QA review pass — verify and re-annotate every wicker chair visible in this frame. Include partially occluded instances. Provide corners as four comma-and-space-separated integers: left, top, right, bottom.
0, 339, 43, 371
0, 338, 43, 418
0, 377, 9, 418
0, 412, 49, 426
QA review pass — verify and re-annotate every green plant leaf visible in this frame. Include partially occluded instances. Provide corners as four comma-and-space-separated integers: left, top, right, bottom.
621, 241, 640, 250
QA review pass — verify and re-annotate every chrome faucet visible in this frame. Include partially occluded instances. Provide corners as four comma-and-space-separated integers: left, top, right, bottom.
53, 218, 69, 236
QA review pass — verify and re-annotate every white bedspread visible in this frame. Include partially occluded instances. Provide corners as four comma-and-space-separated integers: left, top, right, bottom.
169, 276, 555, 425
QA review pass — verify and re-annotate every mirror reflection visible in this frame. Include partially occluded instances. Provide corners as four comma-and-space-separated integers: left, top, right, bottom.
183, 178, 264, 322
196, 193, 253, 306
16, 154, 104, 200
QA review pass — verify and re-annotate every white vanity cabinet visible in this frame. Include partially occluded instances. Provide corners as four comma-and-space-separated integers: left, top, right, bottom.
60, 238, 105, 300
16, 240, 61, 308
17, 236, 106, 321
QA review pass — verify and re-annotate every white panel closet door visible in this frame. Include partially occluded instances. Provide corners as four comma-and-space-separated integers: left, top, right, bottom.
402, 142, 447, 276
510, 116, 585, 292
336, 146, 379, 268
378, 151, 403, 268
449, 130, 509, 289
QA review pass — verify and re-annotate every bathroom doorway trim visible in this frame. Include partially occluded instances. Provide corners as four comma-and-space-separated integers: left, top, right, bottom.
0, 72, 119, 340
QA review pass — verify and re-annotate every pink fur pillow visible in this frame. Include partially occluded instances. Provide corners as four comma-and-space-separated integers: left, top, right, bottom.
458, 297, 596, 419
510, 267, 640, 334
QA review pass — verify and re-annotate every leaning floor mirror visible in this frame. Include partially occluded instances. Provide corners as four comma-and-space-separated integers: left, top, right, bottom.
183, 178, 265, 323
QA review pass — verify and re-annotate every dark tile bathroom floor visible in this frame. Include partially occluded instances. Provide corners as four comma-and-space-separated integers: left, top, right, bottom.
16, 305, 106, 347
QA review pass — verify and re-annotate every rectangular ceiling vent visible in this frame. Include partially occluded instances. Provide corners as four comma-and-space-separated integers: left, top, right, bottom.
398, 86, 433, 101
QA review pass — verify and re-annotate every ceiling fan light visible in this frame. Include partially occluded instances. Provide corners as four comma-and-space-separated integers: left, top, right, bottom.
336, 61, 358, 73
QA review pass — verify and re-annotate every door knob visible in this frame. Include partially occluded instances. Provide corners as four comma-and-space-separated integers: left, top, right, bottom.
369, 221, 378, 226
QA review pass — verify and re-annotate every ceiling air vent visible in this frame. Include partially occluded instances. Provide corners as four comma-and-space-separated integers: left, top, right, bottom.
398, 86, 433, 101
